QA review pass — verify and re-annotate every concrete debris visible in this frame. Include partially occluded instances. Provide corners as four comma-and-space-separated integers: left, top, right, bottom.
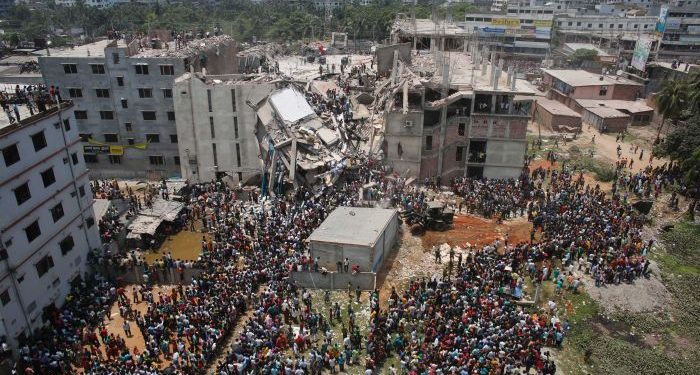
132, 35, 235, 58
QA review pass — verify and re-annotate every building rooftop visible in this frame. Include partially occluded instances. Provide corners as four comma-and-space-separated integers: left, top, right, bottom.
42, 35, 234, 59
0, 102, 72, 136
585, 106, 630, 119
542, 69, 642, 87
307, 207, 397, 247
536, 97, 581, 117
269, 88, 316, 124
392, 16, 468, 37
576, 99, 653, 113
650, 61, 698, 74
45, 39, 120, 57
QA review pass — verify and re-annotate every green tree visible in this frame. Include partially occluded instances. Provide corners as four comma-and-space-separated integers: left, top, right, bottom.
571, 48, 598, 63
656, 80, 686, 142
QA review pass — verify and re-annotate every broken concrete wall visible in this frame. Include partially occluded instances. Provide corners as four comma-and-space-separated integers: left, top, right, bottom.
191, 41, 239, 75
376, 43, 412, 76
383, 111, 423, 178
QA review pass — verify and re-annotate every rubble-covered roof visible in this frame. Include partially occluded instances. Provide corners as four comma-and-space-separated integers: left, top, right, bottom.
392, 17, 468, 37
130, 35, 235, 58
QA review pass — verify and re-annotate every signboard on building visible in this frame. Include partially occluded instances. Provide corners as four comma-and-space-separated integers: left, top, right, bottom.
656, 6, 668, 33
491, 18, 520, 27
631, 38, 653, 72
665, 18, 681, 30
533, 20, 552, 28
84, 145, 110, 154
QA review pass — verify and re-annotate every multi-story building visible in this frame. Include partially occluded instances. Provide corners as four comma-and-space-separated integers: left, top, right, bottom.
660, 6, 700, 60
380, 44, 535, 180
0, 102, 100, 350
53, 0, 162, 7
173, 72, 275, 183
541, 68, 644, 107
461, 4, 556, 64
38, 36, 238, 179
0, 0, 15, 14
553, 13, 659, 58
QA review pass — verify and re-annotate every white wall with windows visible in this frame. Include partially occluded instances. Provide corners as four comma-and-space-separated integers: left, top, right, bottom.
0, 105, 100, 350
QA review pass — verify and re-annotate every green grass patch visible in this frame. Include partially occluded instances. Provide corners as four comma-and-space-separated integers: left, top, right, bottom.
657, 221, 700, 274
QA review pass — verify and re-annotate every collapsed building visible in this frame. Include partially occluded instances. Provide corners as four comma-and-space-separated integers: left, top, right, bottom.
173, 47, 377, 191
377, 46, 536, 180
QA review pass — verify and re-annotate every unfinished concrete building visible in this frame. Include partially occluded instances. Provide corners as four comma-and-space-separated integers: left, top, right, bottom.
378, 47, 535, 180
38, 35, 238, 179
173, 73, 275, 184
391, 15, 469, 52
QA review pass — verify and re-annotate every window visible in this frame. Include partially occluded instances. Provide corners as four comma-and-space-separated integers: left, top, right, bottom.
108, 155, 122, 164
91, 64, 105, 74
618, 24, 623, 29
86, 217, 95, 228
79, 133, 91, 142
212, 143, 218, 165
145, 134, 160, 143
112, 52, 120, 64
599, 23, 603, 28
35, 255, 54, 277
3, 144, 20, 166
50, 203, 64, 222
99, 111, 114, 120
599, 86, 608, 96
207, 89, 212, 112
60, 235, 74, 255
142, 111, 156, 121
103, 133, 118, 143
74, 110, 88, 119
235, 143, 241, 167
124, 122, 133, 132
588, 23, 592, 28
134, 64, 149, 75
84, 154, 98, 163
71, 152, 78, 165
0, 290, 10, 306
121, 99, 128, 108
425, 136, 433, 151
63, 64, 77, 74
14, 183, 31, 205
138, 88, 153, 98
231, 89, 237, 112
41, 168, 56, 187
610, 24, 614, 28
162, 88, 173, 98
25, 220, 41, 243
149, 155, 164, 165
174, 156, 180, 165
458, 122, 466, 136
634, 24, 638, 28
68, 88, 83, 98
159, 65, 175, 75
63, 119, 71, 131
234, 117, 239, 138
209, 117, 215, 138
127, 138, 135, 145
31, 131, 47, 151
170, 134, 178, 143
116, 76, 124, 86
95, 89, 110, 98
456, 146, 464, 161
79, 185, 86, 197
167, 111, 175, 121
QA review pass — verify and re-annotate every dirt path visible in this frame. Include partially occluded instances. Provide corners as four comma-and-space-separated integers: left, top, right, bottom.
205, 286, 266, 374
573, 125, 667, 172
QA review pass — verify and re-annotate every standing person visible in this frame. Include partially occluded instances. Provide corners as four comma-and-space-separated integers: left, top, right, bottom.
123, 320, 132, 337
12, 102, 20, 122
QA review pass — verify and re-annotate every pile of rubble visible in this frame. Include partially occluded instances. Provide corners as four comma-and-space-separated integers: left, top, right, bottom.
133, 35, 235, 58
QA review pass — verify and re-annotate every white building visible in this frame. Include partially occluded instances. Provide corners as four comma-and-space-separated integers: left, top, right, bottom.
53, 0, 162, 7
0, 103, 100, 350
173, 73, 274, 184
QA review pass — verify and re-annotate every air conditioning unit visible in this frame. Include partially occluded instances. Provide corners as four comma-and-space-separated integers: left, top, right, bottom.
404, 120, 413, 127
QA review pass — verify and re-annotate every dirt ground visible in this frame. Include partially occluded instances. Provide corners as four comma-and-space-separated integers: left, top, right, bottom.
421, 214, 532, 249
143, 229, 207, 264
79, 285, 176, 373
